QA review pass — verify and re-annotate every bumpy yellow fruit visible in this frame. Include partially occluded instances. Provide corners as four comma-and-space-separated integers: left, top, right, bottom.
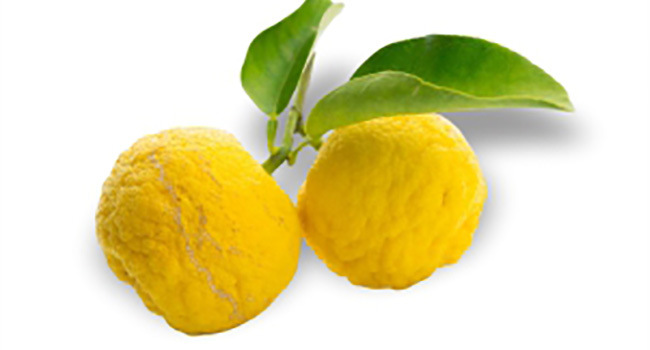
298, 114, 487, 289
96, 128, 301, 334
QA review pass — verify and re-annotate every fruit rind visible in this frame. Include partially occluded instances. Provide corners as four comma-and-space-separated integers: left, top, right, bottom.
96, 127, 301, 334
298, 114, 487, 289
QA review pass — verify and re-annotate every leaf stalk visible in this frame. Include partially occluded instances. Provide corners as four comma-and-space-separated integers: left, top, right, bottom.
262, 55, 317, 174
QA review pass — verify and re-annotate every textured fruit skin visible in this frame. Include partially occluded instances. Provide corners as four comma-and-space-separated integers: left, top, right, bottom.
96, 128, 301, 334
298, 114, 487, 289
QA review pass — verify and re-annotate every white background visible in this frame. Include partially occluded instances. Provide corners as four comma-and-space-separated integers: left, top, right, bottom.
1, 0, 649, 348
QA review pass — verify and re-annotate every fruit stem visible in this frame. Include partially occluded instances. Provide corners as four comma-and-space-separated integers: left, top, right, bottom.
266, 119, 279, 153
288, 140, 310, 165
262, 106, 301, 174
262, 54, 315, 174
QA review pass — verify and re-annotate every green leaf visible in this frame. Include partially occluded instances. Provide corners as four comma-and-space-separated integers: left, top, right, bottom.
353, 35, 572, 110
241, 0, 343, 117
306, 35, 573, 138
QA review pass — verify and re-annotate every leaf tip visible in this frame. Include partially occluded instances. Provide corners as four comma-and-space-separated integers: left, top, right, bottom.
563, 98, 575, 112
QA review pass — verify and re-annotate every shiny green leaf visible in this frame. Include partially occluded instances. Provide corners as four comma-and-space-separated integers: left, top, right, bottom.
306, 35, 573, 138
241, 0, 343, 117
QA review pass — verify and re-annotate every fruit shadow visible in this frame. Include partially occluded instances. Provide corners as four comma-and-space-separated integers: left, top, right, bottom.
444, 108, 580, 150
440, 108, 583, 281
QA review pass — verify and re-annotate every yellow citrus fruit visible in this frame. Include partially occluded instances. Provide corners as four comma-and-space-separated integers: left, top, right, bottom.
298, 114, 487, 289
96, 127, 301, 334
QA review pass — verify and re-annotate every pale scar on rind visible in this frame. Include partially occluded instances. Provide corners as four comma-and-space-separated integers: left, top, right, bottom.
149, 152, 243, 320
